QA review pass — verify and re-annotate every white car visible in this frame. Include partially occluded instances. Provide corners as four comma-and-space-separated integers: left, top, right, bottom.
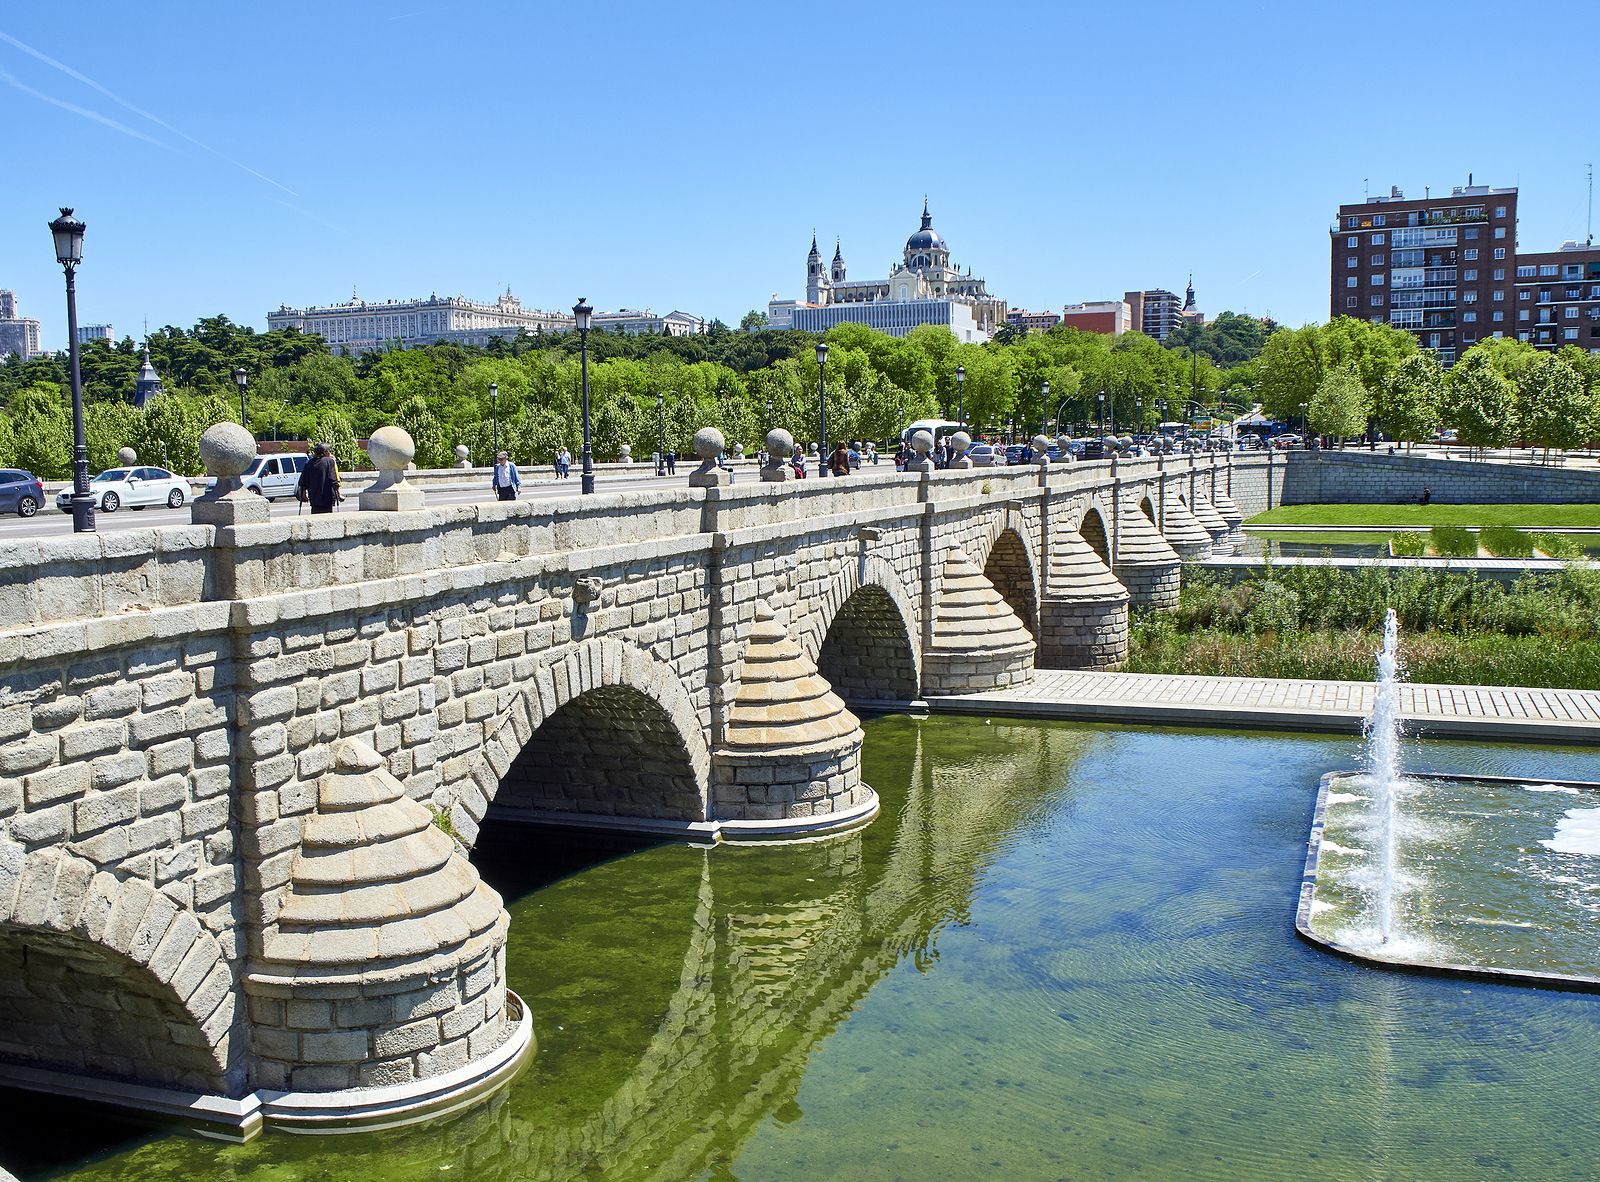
56, 466, 190, 513
236, 454, 309, 500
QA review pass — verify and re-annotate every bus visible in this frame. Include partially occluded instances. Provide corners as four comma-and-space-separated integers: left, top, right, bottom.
900, 419, 966, 447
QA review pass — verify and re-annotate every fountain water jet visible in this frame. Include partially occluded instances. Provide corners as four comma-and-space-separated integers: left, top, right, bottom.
1364, 608, 1403, 944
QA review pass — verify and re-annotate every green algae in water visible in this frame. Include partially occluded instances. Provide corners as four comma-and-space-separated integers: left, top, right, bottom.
15, 718, 1600, 1181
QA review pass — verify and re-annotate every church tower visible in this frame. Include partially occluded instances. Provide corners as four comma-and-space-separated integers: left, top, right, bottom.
133, 344, 163, 409
806, 232, 830, 305
831, 238, 846, 285
1183, 274, 1196, 312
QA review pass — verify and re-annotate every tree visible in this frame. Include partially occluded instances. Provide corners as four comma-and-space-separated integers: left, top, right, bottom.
8, 386, 71, 478
1308, 364, 1368, 440
1376, 352, 1444, 451
1445, 349, 1517, 453
1519, 354, 1595, 458
395, 395, 450, 469
739, 310, 768, 332
314, 410, 359, 469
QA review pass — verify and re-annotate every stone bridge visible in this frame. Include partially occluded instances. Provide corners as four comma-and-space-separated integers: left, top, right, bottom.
0, 447, 1583, 1137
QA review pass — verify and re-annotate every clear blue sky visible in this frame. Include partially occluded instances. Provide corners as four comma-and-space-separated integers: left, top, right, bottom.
2, 0, 1595, 351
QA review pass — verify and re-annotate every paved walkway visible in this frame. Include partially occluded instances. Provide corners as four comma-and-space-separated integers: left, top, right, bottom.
925, 669, 1600, 744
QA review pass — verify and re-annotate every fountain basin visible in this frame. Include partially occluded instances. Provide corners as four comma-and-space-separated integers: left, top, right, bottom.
1298, 769, 1600, 992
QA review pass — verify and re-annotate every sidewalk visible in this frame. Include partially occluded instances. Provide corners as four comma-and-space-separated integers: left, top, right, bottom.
925, 669, 1600, 744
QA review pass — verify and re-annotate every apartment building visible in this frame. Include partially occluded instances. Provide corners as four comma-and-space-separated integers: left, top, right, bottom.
1330, 182, 1518, 364
1510, 242, 1600, 351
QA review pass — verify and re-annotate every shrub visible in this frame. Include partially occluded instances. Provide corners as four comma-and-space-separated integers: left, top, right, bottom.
1390, 531, 1426, 558
1532, 532, 1584, 560
1479, 526, 1534, 559
1429, 525, 1478, 558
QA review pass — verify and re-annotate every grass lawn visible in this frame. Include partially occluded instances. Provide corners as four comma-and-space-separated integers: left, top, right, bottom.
1248, 503, 1600, 528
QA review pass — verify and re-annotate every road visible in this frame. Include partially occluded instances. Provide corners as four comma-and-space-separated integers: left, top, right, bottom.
2, 469, 698, 540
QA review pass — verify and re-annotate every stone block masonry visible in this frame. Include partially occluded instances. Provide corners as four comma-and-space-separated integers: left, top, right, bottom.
1, 448, 1560, 1133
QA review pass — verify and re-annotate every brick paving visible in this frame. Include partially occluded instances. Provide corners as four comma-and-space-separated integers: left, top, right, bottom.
927, 669, 1600, 743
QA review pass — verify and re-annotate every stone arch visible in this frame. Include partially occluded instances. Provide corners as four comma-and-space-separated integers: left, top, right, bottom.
461, 638, 712, 838
979, 528, 1039, 638
0, 844, 239, 1094
1137, 493, 1157, 524
1079, 505, 1112, 565
801, 554, 921, 706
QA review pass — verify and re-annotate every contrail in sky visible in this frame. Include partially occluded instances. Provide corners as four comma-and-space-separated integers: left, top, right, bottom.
0, 64, 170, 148
0, 28, 299, 197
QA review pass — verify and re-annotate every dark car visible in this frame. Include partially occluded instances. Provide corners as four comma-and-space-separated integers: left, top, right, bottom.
1078, 439, 1107, 461
0, 469, 44, 518
1005, 445, 1027, 465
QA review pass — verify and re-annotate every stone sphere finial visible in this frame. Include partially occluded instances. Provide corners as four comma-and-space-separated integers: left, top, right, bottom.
116, 446, 137, 466
1032, 434, 1050, 452
199, 422, 257, 479
693, 426, 725, 462
454, 444, 470, 462
366, 425, 415, 473
952, 430, 972, 453
765, 427, 794, 459
910, 429, 934, 457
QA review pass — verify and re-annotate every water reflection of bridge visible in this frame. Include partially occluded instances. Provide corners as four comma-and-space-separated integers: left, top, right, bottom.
442, 718, 1089, 1181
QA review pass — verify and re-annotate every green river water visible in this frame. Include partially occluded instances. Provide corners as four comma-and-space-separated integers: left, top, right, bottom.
9, 716, 1600, 1180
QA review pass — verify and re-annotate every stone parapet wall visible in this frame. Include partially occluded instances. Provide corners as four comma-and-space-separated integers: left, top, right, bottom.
1282, 450, 1600, 507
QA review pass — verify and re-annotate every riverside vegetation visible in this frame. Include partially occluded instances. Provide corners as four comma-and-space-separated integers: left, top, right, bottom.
1126, 562, 1600, 688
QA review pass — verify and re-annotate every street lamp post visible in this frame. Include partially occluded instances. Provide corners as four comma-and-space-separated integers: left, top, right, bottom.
1135, 397, 1143, 433
573, 298, 594, 494
489, 382, 499, 458
1097, 391, 1105, 438
1040, 379, 1050, 440
816, 341, 829, 477
955, 364, 966, 428
656, 391, 666, 476
233, 367, 249, 430
49, 208, 93, 534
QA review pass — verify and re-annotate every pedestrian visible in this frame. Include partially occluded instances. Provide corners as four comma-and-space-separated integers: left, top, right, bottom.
830, 440, 852, 477
665, 450, 677, 476
297, 441, 342, 514
793, 451, 807, 479
1419, 486, 1432, 505
555, 447, 571, 479
492, 451, 521, 501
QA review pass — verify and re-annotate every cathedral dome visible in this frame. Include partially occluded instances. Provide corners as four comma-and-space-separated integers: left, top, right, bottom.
905, 199, 946, 259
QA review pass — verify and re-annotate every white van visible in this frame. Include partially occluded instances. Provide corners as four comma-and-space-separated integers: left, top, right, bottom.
236, 453, 309, 500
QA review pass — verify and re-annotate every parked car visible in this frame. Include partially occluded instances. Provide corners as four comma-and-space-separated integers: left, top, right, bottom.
0, 469, 44, 517
56, 466, 190, 513
235, 453, 309, 500
966, 442, 1005, 466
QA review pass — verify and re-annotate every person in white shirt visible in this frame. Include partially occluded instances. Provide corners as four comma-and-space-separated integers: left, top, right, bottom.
492, 451, 521, 501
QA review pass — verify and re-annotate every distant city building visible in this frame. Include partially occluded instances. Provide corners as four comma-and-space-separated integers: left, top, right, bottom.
592, 309, 707, 336
1331, 181, 1521, 364
0, 290, 42, 361
1006, 308, 1061, 332
268, 289, 571, 354
76, 324, 114, 346
1512, 241, 1600, 352
133, 345, 163, 408
1058, 300, 1132, 336
268, 290, 704, 353
766, 201, 1008, 342
1124, 288, 1185, 342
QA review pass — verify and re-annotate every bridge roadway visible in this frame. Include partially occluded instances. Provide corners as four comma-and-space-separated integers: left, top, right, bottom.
0, 446, 1598, 1138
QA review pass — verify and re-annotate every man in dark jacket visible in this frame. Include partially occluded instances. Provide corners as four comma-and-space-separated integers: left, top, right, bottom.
297, 442, 341, 514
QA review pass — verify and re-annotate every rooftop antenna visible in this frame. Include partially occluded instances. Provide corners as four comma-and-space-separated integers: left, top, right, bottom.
1588, 163, 1594, 247
1363, 177, 1369, 200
